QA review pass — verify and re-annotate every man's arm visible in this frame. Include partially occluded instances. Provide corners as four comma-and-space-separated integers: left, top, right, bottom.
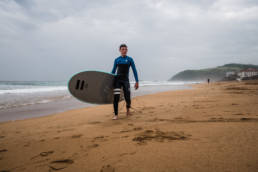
111, 59, 117, 74
130, 58, 139, 83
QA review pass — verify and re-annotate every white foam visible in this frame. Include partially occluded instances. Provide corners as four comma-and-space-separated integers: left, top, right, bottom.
0, 86, 67, 95
0, 95, 71, 110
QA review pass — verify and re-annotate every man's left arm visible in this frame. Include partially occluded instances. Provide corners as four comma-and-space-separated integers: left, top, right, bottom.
130, 58, 139, 89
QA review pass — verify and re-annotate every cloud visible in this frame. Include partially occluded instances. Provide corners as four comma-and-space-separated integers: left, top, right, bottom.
0, 0, 258, 81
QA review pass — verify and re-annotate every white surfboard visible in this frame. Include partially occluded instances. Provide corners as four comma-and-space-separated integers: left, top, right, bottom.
68, 71, 123, 104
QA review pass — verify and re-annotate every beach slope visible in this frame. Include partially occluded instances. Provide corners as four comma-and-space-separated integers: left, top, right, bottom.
0, 81, 258, 172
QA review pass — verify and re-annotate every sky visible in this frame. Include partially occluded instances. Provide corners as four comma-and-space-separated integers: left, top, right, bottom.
0, 0, 258, 81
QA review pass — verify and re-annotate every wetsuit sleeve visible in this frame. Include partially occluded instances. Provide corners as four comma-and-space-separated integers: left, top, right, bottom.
130, 58, 139, 82
111, 59, 117, 74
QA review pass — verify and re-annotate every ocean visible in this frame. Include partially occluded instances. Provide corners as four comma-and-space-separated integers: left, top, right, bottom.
0, 80, 199, 122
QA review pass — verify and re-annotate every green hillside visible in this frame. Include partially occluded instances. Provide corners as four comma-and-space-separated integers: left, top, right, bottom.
169, 63, 258, 81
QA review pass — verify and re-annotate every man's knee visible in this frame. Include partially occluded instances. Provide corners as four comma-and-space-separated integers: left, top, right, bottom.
113, 88, 121, 102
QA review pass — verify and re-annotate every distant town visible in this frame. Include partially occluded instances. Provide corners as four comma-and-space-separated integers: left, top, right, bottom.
225, 68, 258, 81
170, 64, 258, 82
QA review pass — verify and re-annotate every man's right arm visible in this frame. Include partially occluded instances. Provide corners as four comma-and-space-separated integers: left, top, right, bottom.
111, 59, 117, 74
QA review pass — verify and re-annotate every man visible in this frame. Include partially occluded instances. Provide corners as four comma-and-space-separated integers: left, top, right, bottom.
111, 44, 139, 120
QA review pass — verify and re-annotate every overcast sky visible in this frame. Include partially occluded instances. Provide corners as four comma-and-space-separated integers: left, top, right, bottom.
0, 0, 258, 81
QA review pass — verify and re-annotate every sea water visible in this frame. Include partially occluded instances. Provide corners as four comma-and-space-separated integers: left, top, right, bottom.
0, 81, 68, 110
0, 80, 199, 122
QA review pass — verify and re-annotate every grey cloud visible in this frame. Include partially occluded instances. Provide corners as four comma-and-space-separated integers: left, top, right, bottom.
0, 0, 258, 81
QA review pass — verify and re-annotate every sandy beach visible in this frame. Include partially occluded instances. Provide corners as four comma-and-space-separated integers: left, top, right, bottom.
0, 81, 258, 172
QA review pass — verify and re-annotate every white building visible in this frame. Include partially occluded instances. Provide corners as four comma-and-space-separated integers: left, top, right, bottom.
226, 71, 236, 77
238, 68, 258, 78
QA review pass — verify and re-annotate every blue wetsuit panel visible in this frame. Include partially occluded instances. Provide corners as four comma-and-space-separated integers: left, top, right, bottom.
111, 56, 139, 82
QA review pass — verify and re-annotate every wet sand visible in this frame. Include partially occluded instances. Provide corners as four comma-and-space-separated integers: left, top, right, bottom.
0, 84, 189, 122
0, 81, 258, 172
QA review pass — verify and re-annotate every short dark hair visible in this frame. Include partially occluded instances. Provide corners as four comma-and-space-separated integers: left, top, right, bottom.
119, 44, 127, 49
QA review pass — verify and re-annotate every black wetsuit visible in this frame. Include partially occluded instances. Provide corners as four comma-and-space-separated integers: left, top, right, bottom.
111, 55, 138, 115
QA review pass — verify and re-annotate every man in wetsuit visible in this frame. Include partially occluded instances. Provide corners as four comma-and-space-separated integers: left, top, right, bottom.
111, 44, 139, 120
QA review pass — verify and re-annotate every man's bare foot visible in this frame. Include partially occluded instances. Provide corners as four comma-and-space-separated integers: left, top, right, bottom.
112, 116, 118, 120
126, 108, 131, 116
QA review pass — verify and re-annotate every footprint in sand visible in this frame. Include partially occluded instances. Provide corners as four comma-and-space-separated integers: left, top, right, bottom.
88, 144, 99, 148
31, 151, 54, 160
132, 129, 190, 144
71, 134, 83, 139
100, 164, 115, 172
233, 113, 243, 116
119, 151, 136, 157
40, 151, 54, 157
24, 143, 30, 147
120, 127, 143, 133
240, 117, 257, 121
0, 149, 7, 153
92, 136, 109, 142
147, 118, 171, 122
208, 117, 258, 122
49, 159, 74, 171
133, 127, 143, 131
0, 149, 7, 159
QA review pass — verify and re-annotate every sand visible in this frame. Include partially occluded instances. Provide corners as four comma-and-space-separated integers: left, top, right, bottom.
0, 81, 258, 172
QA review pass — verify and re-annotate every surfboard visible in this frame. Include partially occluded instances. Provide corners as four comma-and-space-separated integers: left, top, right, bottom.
68, 71, 123, 104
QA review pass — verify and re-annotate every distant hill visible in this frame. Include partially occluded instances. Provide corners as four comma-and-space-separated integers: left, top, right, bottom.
169, 63, 258, 81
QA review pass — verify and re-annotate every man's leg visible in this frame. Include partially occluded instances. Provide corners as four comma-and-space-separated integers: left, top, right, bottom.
113, 79, 121, 119
122, 80, 131, 115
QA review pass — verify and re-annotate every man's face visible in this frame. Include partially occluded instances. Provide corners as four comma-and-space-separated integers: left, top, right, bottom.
119, 47, 128, 56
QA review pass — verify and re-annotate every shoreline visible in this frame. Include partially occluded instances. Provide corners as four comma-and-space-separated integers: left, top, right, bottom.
0, 80, 257, 172
0, 84, 191, 123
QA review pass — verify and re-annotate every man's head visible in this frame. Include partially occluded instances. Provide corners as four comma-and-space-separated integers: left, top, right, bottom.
119, 44, 128, 57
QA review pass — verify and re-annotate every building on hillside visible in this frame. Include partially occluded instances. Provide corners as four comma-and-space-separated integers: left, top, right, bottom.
226, 71, 236, 77
238, 68, 258, 79
223, 71, 238, 81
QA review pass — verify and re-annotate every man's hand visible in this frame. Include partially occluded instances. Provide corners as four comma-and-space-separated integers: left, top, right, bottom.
134, 82, 139, 90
